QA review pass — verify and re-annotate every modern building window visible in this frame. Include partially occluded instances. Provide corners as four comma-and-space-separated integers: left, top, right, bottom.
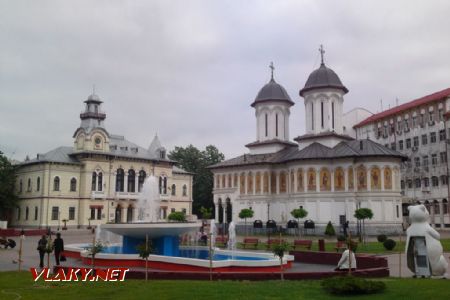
25, 207, 29, 220
406, 138, 411, 149
413, 136, 419, 147
429, 111, 434, 122
439, 129, 446, 141
34, 206, 38, 220
434, 200, 440, 214
412, 116, 417, 127
27, 178, 31, 192
116, 168, 124, 192
36, 177, 40, 192
415, 178, 421, 188
430, 132, 437, 143
439, 109, 444, 121
407, 180, 413, 189
440, 152, 447, 163
138, 170, 146, 192
53, 177, 60, 191
92, 172, 97, 191
441, 175, 448, 185
171, 184, 176, 196
399, 140, 404, 150
90, 208, 96, 220
432, 176, 439, 187
97, 208, 102, 220
432, 154, 438, 166
70, 178, 77, 192
69, 207, 75, 220
98, 172, 103, 191
128, 169, 136, 193
423, 156, 429, 167
182, 184, 187, 196
423, 177, 430, 187
422, 134, 427, 145
414, 157, 420, 167
51, 206, 59, 221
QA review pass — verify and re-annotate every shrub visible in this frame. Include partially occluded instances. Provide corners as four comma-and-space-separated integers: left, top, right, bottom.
383, 239, 396, 250
324, 221, 335, 236
377, 234, 387, 243
168, 211, 186, 222
321, 276, 386, 295
337, 235, 346, 242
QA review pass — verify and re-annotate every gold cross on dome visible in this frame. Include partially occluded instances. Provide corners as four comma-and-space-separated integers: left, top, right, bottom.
319, 44, 325, 64
269, 62, 274, 80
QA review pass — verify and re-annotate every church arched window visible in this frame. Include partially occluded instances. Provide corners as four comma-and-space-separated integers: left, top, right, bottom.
279, 171, 287, 193
307, 168, 316, 191
247, 172, 253, 194
240, 173, 245, 194
320, 168, 331, 191
182, 184, 187, 196
334, 167, 345, 191
255, 172, 261, 194
36, 177, 40, 192
384, 167, 392, 190
98, 172, 103, 191
297, 168, 304, 192
70, 178, 77, 192
92, 172, 97, 191
171, 184, 176, 196
138, 170, 146, 192
356, 165, 367, 191
270, 171, 277, 194
370, 167, 381, 190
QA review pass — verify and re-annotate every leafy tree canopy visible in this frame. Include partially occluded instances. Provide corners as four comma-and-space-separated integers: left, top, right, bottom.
238, 208, 254, 220
200, 206, 212, 219
0, 151, 18, 220
290, 208, 308, 220
354, 208, 374, 220
168, 145, 224, 216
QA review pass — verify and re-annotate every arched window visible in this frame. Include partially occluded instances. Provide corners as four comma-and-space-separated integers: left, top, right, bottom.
228, 174, 232, 188
171, 184, 176, 196
34, 206, 38, 220
27, 178, 31, 191
240, 173, 245, 194
98, 172, 103, 191
334, 167, 345, 191
25, 207, 29, 220
297, 169, 304, 192
307, 168, 316, 191
138, 170, 146, 192
53, 176, 60, 191
270, 171, 277, 194
384, 167, 392, 190
70, 178, 77, 192
19, 179, 22, 193
370, 167, 381, 190
356, 165, 367, 190
182, 184, 187, 196
116, 169, 124, 192
320, 168, 331, 191
433, 200, 440, 214
348, 167, 354, 190
128, 169, 136, 192
36, 177, 40, 192
255, 172, 261, 194
443, 199, 448, 215
17, 207, 20, 220
159, 176, 167, 194
279, 171, 287, 193
247, 172, 253, 194
263, 172, 269, 193
92, 172, 97, 191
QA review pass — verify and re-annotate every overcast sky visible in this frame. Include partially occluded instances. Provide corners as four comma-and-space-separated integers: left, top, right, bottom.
1, 0, 450, 161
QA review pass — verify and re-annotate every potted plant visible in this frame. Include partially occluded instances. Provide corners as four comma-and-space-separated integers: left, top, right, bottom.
62, 219, 68, 230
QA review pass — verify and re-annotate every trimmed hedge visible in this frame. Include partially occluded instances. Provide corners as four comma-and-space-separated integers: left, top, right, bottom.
321, 276, 386, 295
377, 234, 387, 243
383, 239, 396, 250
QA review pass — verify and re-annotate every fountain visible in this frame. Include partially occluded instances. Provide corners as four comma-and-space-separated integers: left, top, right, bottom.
227, 221, 236, 253
64, 175, 294, 272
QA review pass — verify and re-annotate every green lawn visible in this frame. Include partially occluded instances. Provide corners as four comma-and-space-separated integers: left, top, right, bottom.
0, 271, 449, 300
235, 238, 450, 254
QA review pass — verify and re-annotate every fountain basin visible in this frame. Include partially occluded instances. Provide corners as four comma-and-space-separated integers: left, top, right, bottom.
64, 244, 294, 272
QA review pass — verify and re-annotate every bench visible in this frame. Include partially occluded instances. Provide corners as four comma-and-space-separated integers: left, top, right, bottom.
242, 238, 259, 249
266, 239, 286, 249
215, 236, 228, 248
335, 241, 347, 252
293, 239, 312, 251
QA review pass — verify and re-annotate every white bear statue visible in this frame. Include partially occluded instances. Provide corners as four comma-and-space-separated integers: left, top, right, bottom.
405, 204, 448, 277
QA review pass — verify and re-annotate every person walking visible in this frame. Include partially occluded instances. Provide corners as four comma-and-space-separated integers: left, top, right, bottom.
53, 233, 64, 266
37, 235, 47, 268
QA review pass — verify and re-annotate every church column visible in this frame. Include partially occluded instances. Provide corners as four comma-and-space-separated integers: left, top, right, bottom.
223, 206, 227, 224
381, 167, 385, 191
124, 174, 128, 193
121, 205, 127, 223
316, 169, 320, 192
135, 174, 139, 193
331, 169, 335, 192
214, 200, 219, 223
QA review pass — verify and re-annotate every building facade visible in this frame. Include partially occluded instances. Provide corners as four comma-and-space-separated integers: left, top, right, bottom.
210, 54, 405, 234
13, 93, 193, 228
354, 88, 450, 228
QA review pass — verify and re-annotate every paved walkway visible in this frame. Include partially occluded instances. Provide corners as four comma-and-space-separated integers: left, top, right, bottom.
1, 229, 449, 277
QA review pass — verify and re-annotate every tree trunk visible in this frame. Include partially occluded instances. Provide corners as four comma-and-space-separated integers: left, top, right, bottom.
280, 258, 284, 281
145, 257, 148, 281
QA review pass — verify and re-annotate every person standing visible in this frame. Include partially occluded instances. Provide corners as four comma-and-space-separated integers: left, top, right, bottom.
37, 235, 47, 268
53, 233, 64, 266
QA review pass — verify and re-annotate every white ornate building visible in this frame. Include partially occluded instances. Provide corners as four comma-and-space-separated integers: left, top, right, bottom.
13, 93, 193, 228
210, 54, 405, 234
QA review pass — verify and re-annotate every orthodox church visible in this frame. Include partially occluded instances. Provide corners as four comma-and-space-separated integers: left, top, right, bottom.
210, 49, 405, 234
13, 93, 193, 228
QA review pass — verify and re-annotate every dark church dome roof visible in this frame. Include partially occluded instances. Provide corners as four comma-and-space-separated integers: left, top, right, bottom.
299, 63, 348, 96
251, 78, 294, 107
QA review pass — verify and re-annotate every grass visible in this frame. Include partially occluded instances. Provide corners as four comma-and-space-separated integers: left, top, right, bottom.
0, 271, 449, 300
233, 237, 450, 254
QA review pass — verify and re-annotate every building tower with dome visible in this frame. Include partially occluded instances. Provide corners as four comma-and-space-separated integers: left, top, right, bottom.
210, 48, 406, 234
12, 92, 193, 228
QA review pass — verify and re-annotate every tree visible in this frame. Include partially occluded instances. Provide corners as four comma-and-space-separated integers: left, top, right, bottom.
354, 208, 373, 244
0, 151, 18, 221
324, 221, 336, 236
238, 208, 254, 236
136, 235, 153, 280
290, 208, 308, 236
89, 238, 104, 272
168, 145, 224, 216
272, 241, 290, 281
168, 211, 186, 222
200, 206, 212, 219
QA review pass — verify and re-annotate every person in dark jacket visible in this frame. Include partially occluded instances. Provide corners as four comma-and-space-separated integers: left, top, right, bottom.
53, 233, 64, 266
37, 235, 47, 268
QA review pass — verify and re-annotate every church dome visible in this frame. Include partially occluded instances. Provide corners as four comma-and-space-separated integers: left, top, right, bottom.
299, 63, 348, 97
251, 78, 294, 107
87, 93, 101, 101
